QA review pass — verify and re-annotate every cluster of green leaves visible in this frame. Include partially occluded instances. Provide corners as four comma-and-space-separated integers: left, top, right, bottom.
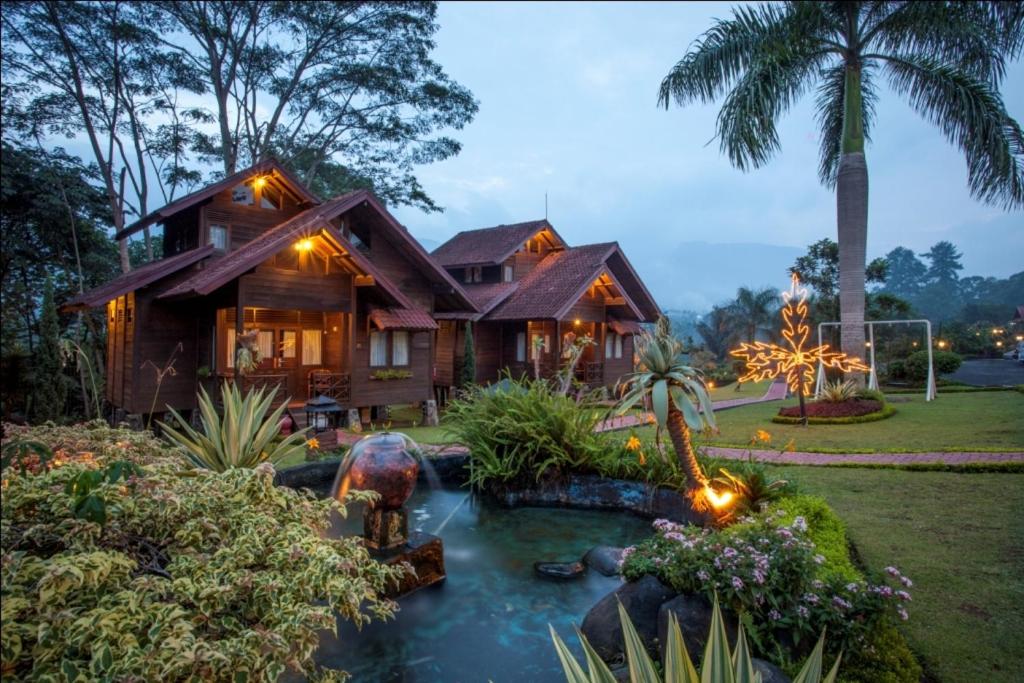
64, 459, 144, 526
551, 597, 840, 683
160, 384, 309, 472
1, 423, 403, 681
443, 377, 610, 490
712, 461, 795, 517
764, 495, 860, 584
370, 369, 414, 381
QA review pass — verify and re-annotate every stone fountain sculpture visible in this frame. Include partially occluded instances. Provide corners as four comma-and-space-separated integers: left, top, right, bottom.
336, 432, 445, 597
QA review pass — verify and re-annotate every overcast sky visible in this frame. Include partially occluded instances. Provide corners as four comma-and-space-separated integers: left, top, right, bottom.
393, 1, 1024, 311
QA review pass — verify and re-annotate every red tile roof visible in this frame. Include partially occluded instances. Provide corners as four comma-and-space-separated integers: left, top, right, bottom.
432, 219, 564, 267
63, 244, 216, 310
115, 159, 319, 240
461, 281, 518, 314
609, 318, 644, 335
487, 243, 619, 320
369, 307, 438, 331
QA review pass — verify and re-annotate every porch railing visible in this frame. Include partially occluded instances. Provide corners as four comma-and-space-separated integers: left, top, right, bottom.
308, 370, 351, 404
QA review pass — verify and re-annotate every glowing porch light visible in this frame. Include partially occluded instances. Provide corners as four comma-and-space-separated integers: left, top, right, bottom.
574, 319, 581, 326
703, 485, 734, 510
253, 175, 268, 189
295, 238, 314, 252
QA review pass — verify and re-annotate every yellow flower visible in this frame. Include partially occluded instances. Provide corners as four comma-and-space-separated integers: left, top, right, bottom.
638, 451, 647, 466
306, 438, 321, 450
783, 438, 797, 453
625, 436, 642, 452
754, 429, 772, 445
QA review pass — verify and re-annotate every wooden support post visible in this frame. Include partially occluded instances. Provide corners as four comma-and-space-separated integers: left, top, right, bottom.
234, 283, 244, 383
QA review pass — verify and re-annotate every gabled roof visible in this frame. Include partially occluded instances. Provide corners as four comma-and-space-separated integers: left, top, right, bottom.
62, 244, 215, 311
115, 159, 319, 240
485, 242, 659, 322
158, 192, 412, 307
431, 219, 565, 267
461, 281, 519, 316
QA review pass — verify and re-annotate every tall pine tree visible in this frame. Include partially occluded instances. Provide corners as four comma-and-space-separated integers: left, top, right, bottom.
460, 322, 476, 387
33, 279, 67, 422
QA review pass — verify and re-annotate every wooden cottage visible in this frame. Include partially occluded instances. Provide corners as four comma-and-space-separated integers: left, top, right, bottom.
66, 160, 477, 422
431, 220, 660, 391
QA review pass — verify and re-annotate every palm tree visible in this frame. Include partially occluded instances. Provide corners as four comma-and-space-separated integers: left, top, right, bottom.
616, 319, 716, 498
695, 305, 736, 360
660, 2, 1023, 369
730, 286, 779, 344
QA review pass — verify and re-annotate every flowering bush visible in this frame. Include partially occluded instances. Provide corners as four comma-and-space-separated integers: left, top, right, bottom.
621, 510, 912, 657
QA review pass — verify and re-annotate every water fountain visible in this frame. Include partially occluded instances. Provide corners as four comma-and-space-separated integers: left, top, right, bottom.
333, 432, 445, 597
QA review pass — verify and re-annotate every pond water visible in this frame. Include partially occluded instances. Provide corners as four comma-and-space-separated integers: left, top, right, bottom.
314, 483, 652, 682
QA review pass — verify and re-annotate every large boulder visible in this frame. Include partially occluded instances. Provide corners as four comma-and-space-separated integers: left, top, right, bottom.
753, 658, 791, 683
656, 593, 738, 660
580, 575, 677, 663
584, 545, 624, 576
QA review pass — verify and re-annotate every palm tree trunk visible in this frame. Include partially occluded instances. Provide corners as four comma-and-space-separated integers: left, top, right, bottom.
665, 403, 708, 492
837, 63, 868, 384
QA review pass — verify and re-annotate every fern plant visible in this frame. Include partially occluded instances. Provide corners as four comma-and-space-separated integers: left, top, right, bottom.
160, 383, 309, 471
550, 596, 841, 683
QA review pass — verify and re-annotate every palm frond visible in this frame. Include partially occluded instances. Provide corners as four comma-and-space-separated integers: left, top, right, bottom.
883, 53, 1024, 209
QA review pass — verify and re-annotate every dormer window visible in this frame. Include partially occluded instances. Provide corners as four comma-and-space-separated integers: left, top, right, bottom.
464, 266, 482, 283
503, 265, 514, 282
209, 224, 228, 250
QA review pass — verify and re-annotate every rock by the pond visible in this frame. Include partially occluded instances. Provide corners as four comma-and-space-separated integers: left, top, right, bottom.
657, 593, 738, 660
534, 561, 586, 579
584, 545, 625, 576
752, 658, 791, 683
580, 575, 677, 662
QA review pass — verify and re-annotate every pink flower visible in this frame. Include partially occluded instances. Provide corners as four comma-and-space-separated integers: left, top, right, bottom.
768, 609, 782, 621
697, 570, 710, 582
898, 607, 909, 621
896, 590, 912, 602
885, 566, 901, 578
731, 576, 744, 590
900, 576, 913, 588
796, 606, 810, 619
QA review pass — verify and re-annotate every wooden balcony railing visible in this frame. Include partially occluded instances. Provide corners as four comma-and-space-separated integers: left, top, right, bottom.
308, 370, 351, 404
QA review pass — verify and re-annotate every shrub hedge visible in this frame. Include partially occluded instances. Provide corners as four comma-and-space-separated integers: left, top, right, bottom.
1, 422, 402, 681
772, 404, 896, 425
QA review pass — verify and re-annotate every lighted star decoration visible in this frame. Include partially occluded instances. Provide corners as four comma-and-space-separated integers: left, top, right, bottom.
730, 274, 869, 397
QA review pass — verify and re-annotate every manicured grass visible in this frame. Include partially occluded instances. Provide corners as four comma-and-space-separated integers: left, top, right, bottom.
707, 379, 771, 402
675, 390, 1023, 453
772, 466, 1024, 683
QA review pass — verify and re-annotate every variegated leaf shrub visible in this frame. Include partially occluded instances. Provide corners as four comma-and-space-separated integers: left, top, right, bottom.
1, 422, 404, 681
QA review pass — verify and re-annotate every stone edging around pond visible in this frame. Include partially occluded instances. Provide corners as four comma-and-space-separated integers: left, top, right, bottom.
275, 451, 709, 526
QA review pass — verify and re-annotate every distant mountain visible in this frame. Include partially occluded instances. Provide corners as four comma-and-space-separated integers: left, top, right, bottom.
415, 235, 441, 253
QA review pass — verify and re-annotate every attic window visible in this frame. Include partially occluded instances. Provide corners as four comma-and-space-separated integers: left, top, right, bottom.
209, 224, 228, 250
503, 265, 514, 282
464, 266, 482, 283
231, 184, 254, 205
260, 185, 282, 210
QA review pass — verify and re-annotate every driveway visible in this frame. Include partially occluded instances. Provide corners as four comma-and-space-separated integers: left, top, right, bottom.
945, 358, 1024, 386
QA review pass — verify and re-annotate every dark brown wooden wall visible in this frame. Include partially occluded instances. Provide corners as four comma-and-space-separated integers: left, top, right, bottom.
241, 263, 352, 312
105, 293, 135, 408
603, 333, 635, 388
130, 292, 199, 414
435, 320, 456, 386
564, 289, 606, 323
350, 304, 432, 407
201, 186, 303, 250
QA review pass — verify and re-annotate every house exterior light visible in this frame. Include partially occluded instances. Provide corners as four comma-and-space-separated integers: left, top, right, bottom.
295, 238, 314, 252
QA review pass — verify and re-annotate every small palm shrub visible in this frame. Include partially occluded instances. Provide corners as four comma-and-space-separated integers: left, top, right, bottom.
819, 379, 859, 403
713, 463, 793, 515
444, 376, 606, 489
160, 383, 309, 471
550, 596, 840, 683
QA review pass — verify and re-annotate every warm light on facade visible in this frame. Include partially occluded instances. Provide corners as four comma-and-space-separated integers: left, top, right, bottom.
704, 485, 734, 510
253, 175, 268, 189
937, 340, 947, 349
574, 319, 581, 326
295, 238, 314, 252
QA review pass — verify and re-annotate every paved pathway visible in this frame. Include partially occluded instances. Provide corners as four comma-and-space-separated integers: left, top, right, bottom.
594, 379, 789, 433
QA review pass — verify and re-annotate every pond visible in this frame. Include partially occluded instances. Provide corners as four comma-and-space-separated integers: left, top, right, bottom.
313, 482, 652, 682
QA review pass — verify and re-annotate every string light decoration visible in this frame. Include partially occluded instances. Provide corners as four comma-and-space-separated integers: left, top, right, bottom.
730, 273, 869, 424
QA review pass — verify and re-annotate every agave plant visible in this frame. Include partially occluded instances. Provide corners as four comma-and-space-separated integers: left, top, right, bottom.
615, 318, 716, 495
160, 383, 309, 471
550, 596, 841, 683
819, 379, 859, 403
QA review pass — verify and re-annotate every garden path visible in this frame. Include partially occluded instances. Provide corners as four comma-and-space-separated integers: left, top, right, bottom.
702, 447, 1024, 466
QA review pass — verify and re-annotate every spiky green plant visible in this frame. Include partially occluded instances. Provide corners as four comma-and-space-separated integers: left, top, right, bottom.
820, 379, 859, 403
615, 318, 716, 494
160, 383, 309, 471
550, 596, 841, 683
713, 465, 792, 515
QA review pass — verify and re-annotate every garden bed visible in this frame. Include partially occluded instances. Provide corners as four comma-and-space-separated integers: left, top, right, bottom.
773, 402, 896, 425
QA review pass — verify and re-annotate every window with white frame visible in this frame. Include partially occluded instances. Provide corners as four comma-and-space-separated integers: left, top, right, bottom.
615, 333, 623, 358
281, 330, 297, 359
605, 333, 615, 359
209, 224, 228, 250
256, 330, 274, 363
530, 333, 544, 360
369, 330, 388, 367
503, 265, 514, 282
231, 184, 253, 205
392, 331, 410, 366
516, 332, 526, 362
302, 329, 322, 365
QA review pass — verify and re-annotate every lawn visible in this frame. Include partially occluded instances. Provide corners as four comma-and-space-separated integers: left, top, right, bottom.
707, 379, 772, 401
675, 390, 1024, 453
773, 466, 1024, 683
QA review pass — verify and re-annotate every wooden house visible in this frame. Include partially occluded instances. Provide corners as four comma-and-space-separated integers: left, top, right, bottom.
431, 220, 660, 391
66, 160, 477, 422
